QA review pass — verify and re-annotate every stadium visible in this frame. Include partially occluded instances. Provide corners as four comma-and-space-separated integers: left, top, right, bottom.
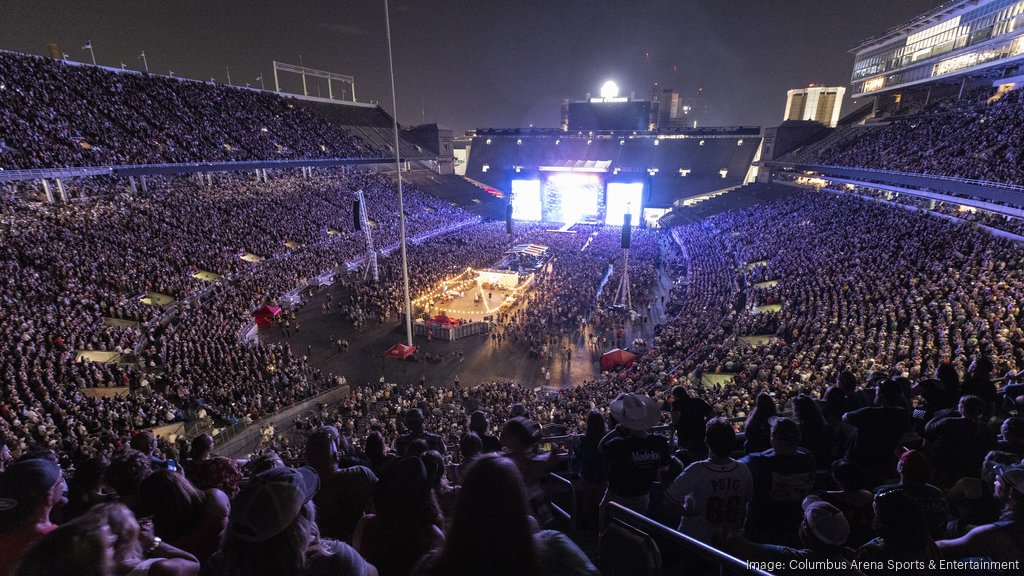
1, 1, 1024, 575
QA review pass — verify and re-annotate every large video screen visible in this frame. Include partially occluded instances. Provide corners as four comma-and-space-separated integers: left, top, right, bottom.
510, 179, 542, 221
544, 173, 600, 223
605, 182, 644, 226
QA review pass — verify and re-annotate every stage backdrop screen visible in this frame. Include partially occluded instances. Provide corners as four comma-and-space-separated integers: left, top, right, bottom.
545, 173, 600, 223
605, 182, 644, 226
511, 179, 542, 221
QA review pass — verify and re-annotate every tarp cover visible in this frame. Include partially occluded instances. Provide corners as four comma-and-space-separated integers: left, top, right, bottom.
600, 348, 637, 371
385, 343, 417, 360
252, 305, 282, 328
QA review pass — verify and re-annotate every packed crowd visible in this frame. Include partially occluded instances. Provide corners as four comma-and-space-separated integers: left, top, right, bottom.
0, 170, 475, 465
818, 88, 1024, 184
0, 51, 387, 170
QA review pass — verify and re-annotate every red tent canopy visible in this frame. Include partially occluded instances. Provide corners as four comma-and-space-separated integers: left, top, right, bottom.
600, 348, 637, 371
431, 314, 458, 327
384, 343, 417, 360
252, 305, 282, 328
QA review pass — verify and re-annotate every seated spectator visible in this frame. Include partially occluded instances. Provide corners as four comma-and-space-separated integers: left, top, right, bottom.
354, 457, 443, 576
961, 356, 998, 410
843, 379, 911, 487
794, 394, 841, 468
995, 417, 1024, 459
202, 466, 376, 576
741, 417, 816, 546
187, 456, 241, 500
94, 502, 201, 576
363, 432, 393, 476
0, 458, 66, 576
936, 463, 1024, 563
394, 410, 446, 457
137, 470, 229, 563
743, 393, 776, 455
666, 417, 752, 543
467, 411, 501, 454
130, 432, 168, 470
855, 488, 940, 575
813, 460, 875, 549
411, 454, 598, 576
64, 455, 113, 521
924, 395, 996, 488
106, 450, 153, 511
724, 496, 864, 575
244, 451, 284, 476
874, 450, 949, 540
305, 429, 377, 543
14, 510, 113, 576
598, 393, 671, 529
501, 416, 561, 527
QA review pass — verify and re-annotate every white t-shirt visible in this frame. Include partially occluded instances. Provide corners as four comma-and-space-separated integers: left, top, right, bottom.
666, 458, 753, 543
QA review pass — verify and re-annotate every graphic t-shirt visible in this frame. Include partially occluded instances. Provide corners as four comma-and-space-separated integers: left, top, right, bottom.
601, 433, 671, 497
666, 458, 753, 542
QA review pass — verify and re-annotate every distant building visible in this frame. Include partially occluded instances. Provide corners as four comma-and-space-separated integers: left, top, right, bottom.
783, 86, 846, 127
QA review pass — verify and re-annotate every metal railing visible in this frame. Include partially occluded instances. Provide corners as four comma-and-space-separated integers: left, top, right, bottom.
605, 502, 776, 576
767, 161, 1024, 193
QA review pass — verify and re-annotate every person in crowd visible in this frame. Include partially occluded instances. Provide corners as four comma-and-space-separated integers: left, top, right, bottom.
305, 429, 377, 543
394, 410, 446, 456
669, 386, 714, 457
411, 454, 598, 576
94, 502, 201, 576
598, 393, 671, 529
723, 496, 866, 575
353, 457, 443, 576
666, 417, 752, 543
202, 466, 377, 576
855, 488, 940, 575
843, 379, 911, 487
936, 463, 1024, 563
130, 432, 167, 470
742, 393, 777, 455
961, 356, 998, 409
137, 470, 229, 563
500, 416, 561, 526
794, 394, 840, 469
363, 432, 393, 476
106, 450, 154, 511
576, 410, 609, 530
14, 511, 114, 576
65, 455, 113, 521
996, 417, 1024, 458
741, 417, 816, 546
872, 450, 948, 540
0, 459, 66, 576
923, 395, 996, 488
834, 371, 869, 414
812, 460, 875, 549
467, 411, 501, 454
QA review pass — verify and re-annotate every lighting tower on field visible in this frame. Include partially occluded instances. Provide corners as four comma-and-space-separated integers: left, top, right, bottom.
355, 189, 379, 282
614, 211, 633, 312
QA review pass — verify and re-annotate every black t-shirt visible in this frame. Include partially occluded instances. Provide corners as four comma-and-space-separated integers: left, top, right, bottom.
844, 406, 910, 475
962, 376, 997, 404
741, 448, 817, 542
673, 397, 713, 443
395, 430, 447, 456
600, 432, 671, 497
874, 482, 949, 540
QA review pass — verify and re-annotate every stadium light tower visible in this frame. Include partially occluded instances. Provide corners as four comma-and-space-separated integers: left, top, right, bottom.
384, 0, 414, 347
600, 80, 619, 99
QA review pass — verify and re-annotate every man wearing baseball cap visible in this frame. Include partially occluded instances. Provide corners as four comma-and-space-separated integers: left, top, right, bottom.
598, 393, 671, 529
723, 496, 867, 574
874, 450, 949, 539
202, 466, 377, 576
937, 463, 1024, 564
0, 458, 66, 576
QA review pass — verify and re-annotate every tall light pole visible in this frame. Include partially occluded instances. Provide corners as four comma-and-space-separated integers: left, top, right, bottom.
257, 74, 265, 90
385, 0, 414, 347
226, 66, 232, 85
82, 41, 96, 65
139, 51, 149, 73
299, 54, 307, 96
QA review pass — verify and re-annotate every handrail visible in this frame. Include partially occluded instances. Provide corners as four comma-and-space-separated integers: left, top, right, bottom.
546, 472, 577, 530
605, 502, 775, 576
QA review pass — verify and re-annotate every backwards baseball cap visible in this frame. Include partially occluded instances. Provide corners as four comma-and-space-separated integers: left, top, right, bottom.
898, 450, 933, 482
229, 466, 319, 542
801, 496, 850, 546
0, 459, 62, 531
996, 464, 1024, 496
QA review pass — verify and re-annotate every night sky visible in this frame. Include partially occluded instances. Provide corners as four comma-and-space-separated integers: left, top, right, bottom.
4, 0, 946, 134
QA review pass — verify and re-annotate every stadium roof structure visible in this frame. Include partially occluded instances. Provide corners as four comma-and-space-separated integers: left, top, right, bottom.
539, 160, 613, 173
850, 0, 974, 52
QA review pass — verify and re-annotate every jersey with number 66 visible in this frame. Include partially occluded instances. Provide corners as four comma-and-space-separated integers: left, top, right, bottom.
666, 459, 753, 543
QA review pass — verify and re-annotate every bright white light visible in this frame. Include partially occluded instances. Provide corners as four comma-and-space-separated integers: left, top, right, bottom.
606, 182, 644, 226
600, 80, 619, 99
511, 180, 542, 221
546, 173, 600, 223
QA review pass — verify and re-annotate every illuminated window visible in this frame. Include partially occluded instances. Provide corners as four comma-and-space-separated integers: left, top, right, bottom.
737, 139, 744, 146
679, 169, 691, 176
486, 139, 492, 145
719, 169, 728, 178
863, 77, 885, 92
516, 139, 522, 145
482, 164, 490, 173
